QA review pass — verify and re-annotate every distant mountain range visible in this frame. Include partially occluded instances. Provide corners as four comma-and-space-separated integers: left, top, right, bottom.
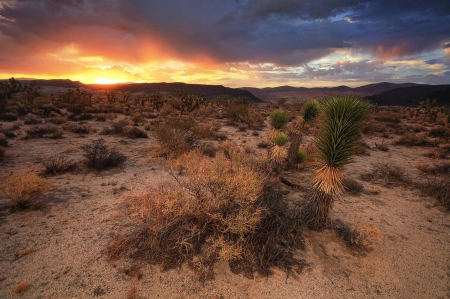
7, 79, 450, 106
243, 82, 450, 106
25, 80, 264, 103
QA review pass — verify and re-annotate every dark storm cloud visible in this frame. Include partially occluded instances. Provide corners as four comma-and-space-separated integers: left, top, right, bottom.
1, 0, 449, 66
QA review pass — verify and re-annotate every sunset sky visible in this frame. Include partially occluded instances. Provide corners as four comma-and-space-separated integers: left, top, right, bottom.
1, 0, 449, 87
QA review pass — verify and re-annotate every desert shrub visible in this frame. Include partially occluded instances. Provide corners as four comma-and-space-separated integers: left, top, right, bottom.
257, 141, 269, 149
296, 149, 307, 163
416, 161, 450, 175
375, 140, 389, 151
154, 117, 195, 158
1, 112, 18, 121
273, 132, 289, 146
62, 122, 92, 134
101, 117, 130, 135
0, 174, 53, 209
0, 146, 5, 159
191, 120, 221, 139
122, 126, 148, 138
373, 115, 401, 124
240, 107, 265, 129
343, 177, 364, 195
417, 178, 450, 209
0, 133, 7, 147
81, 139, 126, 170
23, 114, 42, 124
42, 154, 77, 175
96, 113, 107, 121
108, 150, 305, 278
361, 163, 409, 185
25, 124, 61, 138
131, 112, 144, 124
197, 141, 217, 157
394, 133, 429, 146
47, 115, 66, 124
428, 126, 450, 138
269, 109, 289, 130
334, 219, 382, 251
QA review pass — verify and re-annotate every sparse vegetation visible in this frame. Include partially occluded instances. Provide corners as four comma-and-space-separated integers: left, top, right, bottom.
335, 219, 382, 251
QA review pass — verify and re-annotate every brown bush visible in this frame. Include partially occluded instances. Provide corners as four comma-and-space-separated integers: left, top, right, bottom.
81, 139, 126, 170
109, 149, 305, 278
0, 174, 53, 209
361, 163, 409, 185
42, 154, 77, 175
394, 133, 429, 146
335, 219, 382, 251
417, 178, 450, 209
343, 177, 364, 195
154, 117, 195, 158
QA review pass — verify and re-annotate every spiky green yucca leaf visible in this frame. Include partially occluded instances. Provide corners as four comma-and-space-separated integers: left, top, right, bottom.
274, 132, 289, 146
269, 109, 289, 130
315, 96, 371, 168
302, 100, 320, 123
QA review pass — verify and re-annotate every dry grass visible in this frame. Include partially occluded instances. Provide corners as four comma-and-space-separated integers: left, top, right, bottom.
11, 281, 31, 293
0, 174, 53, 209
335, 220, 382, 252
416, 161, 450, 175
394, 133, 430, 146
108, 149, 305, 279
360, 163, 409, 186
42, 154, 77, 175
417, 178, 450, 209
343, 177, 364, 195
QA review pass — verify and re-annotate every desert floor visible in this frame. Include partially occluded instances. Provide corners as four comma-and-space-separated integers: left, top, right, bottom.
1, 106, 449, 299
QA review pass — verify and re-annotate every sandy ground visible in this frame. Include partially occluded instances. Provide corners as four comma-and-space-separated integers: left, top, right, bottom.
0, 115, 449, 299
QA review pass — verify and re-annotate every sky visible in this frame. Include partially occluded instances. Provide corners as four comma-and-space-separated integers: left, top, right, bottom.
0, 0, 450, 88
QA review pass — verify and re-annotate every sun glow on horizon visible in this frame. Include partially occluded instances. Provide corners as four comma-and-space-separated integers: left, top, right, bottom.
92, 77, 127, 84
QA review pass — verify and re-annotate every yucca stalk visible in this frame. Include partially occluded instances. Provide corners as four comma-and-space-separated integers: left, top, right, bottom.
286, 100, 319, 169
303, 96, 370, 229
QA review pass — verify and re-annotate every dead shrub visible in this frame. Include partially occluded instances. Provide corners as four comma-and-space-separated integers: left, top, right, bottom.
96, 113, 107, 121
416, 161, 450, 175
108, 150, 305, 279
62, 122, 92, 134
154, 117, 195, 158
343, 177, 364, 195
394, 133, 429, 146
361, 163, 409, 185
122, 126, 148, 138
81, 139, 126, 170
428, 126, 450, 138
25, 124, 61, 139
42, 154, 77, 175
417, 178, 450, 209
0, 174, 53, 209
23, 114, 42, 124
47, 115, 66, 124
335, 219, 382, 251
375, 140, 389, 151
198, 141, 217, 157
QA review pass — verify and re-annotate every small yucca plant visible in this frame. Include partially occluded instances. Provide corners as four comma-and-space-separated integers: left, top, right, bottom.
285, 100, 319, 169
296, 149, 307, 164
303, 95, 370, 228
269, 109, 289, 130
273, 132, 289, 146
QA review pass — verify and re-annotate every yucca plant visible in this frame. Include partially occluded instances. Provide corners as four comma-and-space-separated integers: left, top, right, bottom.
285, 100, 319, 169
269, 109, 289, 130
303, 96, 370, 229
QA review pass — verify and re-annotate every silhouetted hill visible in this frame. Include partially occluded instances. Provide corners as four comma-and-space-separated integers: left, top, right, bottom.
93, 82, 263, 103
27, 80, 263, 103
27, 79, 87, 89
366, 85, 450, 106
242, 82, 427, 103
354, 82, 421, 94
